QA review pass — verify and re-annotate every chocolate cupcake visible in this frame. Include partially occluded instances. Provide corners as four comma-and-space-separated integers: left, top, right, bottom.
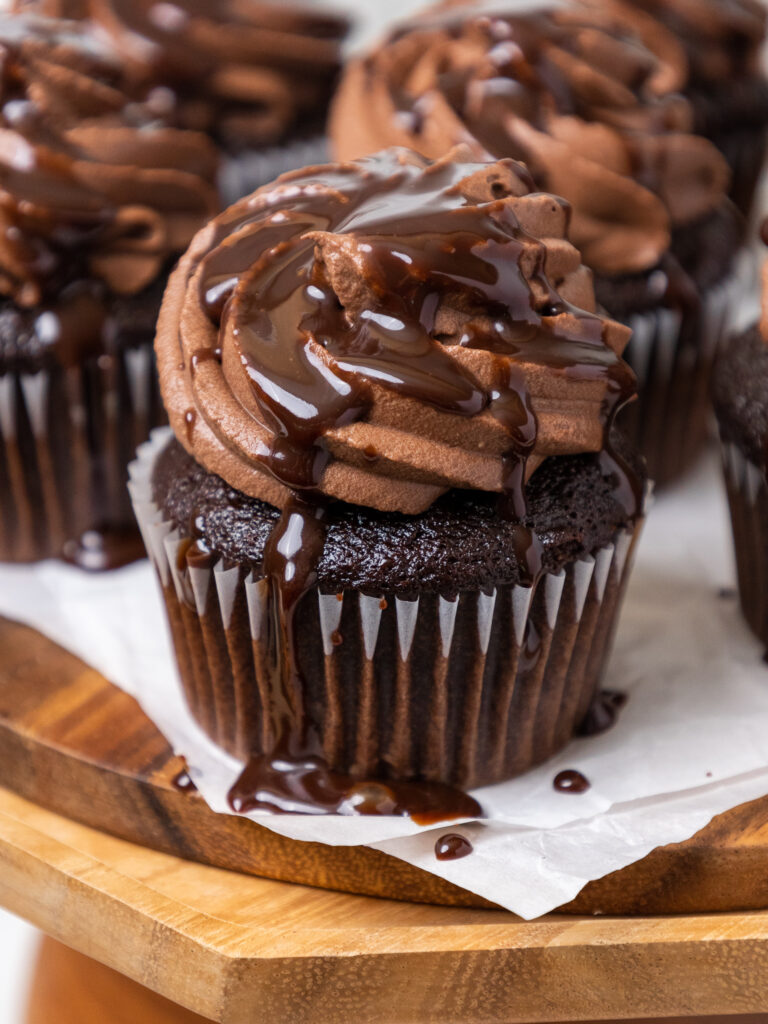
0, 15, 219, 565
129, 149, 647, 815
14, 0, 350, 204
714, 251, 768, 651
624, 0, 768, 222
330, 0, 743, 487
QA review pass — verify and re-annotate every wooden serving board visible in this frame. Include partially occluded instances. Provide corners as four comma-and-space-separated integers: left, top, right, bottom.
2, 615, 768, 916
5, 786, 768, 1024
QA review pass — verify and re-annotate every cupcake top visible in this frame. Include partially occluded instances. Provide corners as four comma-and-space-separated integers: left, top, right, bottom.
156, 147, 637, 519
14, 0, 350, 150
0, 13, 219, 310
330, 0, 731, 277
625, 0, 767, 85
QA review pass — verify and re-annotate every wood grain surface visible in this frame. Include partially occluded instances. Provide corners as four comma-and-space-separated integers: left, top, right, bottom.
2, 615, 768, 915
4, 786, 768, 1023
22, 938, 768, 1024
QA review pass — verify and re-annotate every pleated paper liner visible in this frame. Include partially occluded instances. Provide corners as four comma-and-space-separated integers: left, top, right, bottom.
0, 340, 163, 563
709, 123, 768, 224
218, 135, 329, 206
721, 440, 768, 651
618, 265, 744, 488
130, 429, 647, 789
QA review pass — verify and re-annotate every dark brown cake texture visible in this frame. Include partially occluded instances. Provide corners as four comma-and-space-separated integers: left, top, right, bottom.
330, 0, 744, 487
0, 13, 219, 565
130, 149, 647, 820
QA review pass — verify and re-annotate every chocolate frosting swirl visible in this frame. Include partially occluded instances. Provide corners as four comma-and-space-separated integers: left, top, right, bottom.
330, 0, 731, 277
14, 0, 349, 150
156, 147, 636, 516
0, 14, 219, 307
625, 0, 767, 84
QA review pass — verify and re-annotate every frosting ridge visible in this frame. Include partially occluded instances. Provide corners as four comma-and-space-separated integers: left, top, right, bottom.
156, 148, 636, 515
0, 13, 219, 307
330, 0, 730, 277
13, 0, 350, 149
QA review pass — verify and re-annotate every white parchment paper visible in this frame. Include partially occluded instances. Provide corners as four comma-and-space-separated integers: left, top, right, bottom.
2, 449, 768, 917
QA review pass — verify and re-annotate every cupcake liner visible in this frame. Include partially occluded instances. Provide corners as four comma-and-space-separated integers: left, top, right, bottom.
708, 125, 767, 224
618, 264, 745, 487
218, 135, 330, 206
0, 340, 163, 563
721, 440, 768, 649
130, 429, 646, 789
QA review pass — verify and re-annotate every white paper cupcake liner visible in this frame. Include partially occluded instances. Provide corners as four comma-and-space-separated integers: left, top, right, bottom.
620, 263, 745, 486
130, 429, 647, 788
0, 340, 162, 563
721, 440, 768, 648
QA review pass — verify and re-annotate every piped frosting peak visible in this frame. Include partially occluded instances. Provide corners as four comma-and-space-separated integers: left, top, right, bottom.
156, 148, 637, 515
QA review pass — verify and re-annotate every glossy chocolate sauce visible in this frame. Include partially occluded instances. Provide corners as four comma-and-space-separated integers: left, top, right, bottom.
553, 769, 591, 794
172, 769, 197, 792
229, 750, 481, 823
62, 526, 146, 571
435, 833, 474, 861
179, 152, 638, 819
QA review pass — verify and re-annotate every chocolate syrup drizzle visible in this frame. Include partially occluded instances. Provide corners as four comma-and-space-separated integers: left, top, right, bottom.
178, 151, 639, 820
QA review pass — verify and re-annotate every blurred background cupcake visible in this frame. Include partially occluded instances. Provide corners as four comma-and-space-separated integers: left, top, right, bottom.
714, 231, 768, 652
14, 0, 351, 204
330, 0, 742, 488
624, 0, 768, 224
0, 14, 219, 565
130, 148, 647, 808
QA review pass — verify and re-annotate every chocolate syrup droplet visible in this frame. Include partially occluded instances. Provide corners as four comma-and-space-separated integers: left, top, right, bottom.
172, 769, 196, 792
553, 769, 590, 794
184, 407, 197, 441
435, 833, 473, 861
61, 526, 145, 571
578, 689, 627, 737
330, 629, 343, 647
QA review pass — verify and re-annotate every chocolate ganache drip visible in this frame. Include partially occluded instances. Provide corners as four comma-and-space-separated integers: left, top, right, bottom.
13, 0, 350, 149
330, 0, 731, 277
157, 148, 641, 819
0, 13, 219, 312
